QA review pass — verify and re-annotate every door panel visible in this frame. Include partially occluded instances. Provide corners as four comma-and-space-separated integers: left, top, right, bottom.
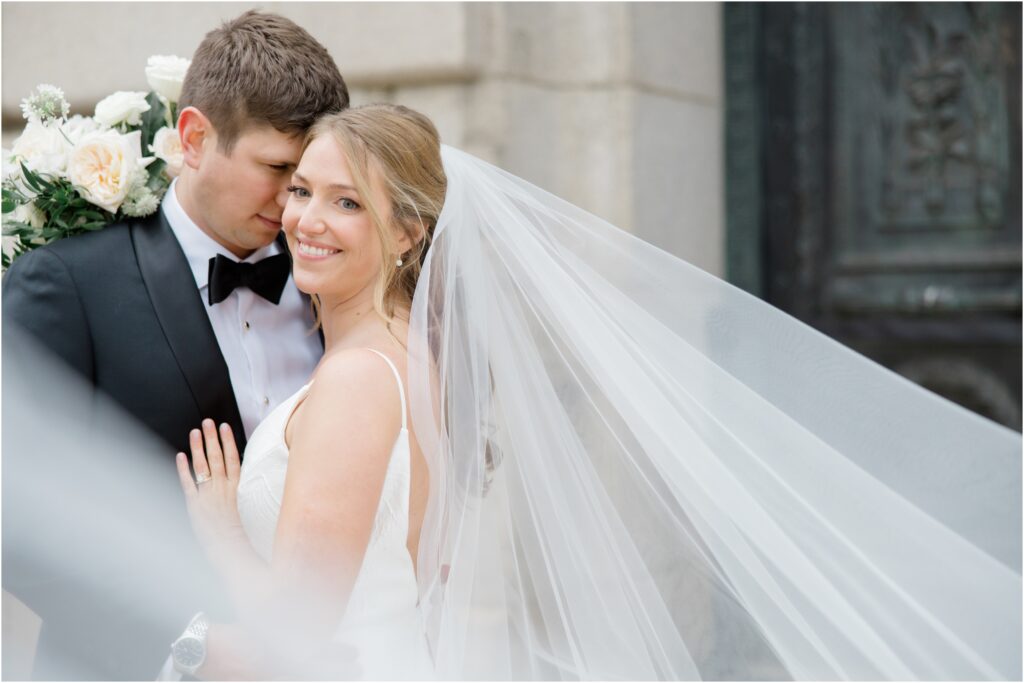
726, 2, 1022, 429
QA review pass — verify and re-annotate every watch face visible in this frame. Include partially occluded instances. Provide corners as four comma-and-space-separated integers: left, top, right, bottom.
172, 637, 204, 668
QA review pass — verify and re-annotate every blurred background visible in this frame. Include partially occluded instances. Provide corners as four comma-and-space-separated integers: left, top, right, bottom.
2, 1, 1021, 430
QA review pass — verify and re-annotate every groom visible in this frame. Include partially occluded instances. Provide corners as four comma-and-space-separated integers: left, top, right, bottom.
2, 11, 347, 679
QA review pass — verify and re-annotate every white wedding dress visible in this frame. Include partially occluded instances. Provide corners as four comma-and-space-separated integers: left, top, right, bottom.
237, 348, 435, 680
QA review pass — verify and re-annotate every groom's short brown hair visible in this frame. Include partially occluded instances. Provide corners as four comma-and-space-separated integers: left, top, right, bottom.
178, 10, 349, 152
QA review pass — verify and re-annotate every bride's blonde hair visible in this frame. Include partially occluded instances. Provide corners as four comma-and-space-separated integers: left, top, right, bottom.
303, 103, 447, 330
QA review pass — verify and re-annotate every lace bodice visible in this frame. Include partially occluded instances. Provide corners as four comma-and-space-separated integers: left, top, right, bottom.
236, 349, 434, 679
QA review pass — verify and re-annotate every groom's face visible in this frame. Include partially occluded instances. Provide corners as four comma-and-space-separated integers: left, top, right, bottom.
191, 123, 303, 258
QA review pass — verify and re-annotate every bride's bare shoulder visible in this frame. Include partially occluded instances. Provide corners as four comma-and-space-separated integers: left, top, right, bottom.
313, 347, 399, 393
292, 348, 403, 440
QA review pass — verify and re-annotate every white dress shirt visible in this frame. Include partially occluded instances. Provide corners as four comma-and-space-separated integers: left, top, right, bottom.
162, 180, 322, 439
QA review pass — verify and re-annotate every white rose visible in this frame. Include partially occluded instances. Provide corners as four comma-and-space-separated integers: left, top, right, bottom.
94, 91, 151, 128
12, 201, 47, 229
149, 126, 184, 177
61, 115, 101, 145
11, 120, 72, 177
68, 129, 153, 213
145, 55, 191, 103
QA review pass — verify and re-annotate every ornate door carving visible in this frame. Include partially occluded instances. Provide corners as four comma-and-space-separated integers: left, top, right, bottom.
726, 2, 1021, 429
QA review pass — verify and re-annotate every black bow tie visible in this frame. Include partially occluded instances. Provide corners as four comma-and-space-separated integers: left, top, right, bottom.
207, 253, 291, 306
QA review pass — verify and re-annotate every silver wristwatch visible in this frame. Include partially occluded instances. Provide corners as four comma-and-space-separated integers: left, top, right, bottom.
170, 612, 209, 676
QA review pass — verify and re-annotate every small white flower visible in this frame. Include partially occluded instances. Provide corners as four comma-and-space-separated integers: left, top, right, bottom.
67, 129, 153, 213
11, 119, 72, 178
127, 164, 152, 193
20, 84, 70, 123
145, 55, 191, 104
121, 186, 161, 217
94, 91, 151, 128
149, 126, 184, 177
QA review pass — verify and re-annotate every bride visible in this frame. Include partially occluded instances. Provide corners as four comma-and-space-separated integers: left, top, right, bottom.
175, 103, 1021, 680
173, 105, 441, 680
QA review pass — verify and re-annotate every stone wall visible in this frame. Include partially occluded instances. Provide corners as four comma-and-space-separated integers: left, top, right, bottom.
2, 2, 724, 274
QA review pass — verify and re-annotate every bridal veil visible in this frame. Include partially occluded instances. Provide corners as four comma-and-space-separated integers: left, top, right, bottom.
407, 146, 1022, 680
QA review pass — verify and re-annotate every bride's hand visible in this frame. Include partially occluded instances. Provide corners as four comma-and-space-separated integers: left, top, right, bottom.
176, 419, 249, 560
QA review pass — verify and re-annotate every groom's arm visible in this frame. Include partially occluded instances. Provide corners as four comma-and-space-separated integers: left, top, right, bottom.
2, 247, 95, 381
2, 247, 95, 621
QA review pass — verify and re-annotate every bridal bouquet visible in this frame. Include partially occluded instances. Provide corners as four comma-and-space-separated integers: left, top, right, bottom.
1, 55, 190, 269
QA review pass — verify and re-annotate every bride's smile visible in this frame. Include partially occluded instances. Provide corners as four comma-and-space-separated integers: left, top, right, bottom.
281, 134, 409, 312
294, 238, 342, 259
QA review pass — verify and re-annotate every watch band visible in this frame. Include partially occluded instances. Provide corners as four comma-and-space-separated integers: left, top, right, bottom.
170, 612, 209, 676
185, 613, 209, 640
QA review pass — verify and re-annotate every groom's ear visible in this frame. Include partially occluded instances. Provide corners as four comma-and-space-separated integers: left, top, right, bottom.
178, 107, 213, 171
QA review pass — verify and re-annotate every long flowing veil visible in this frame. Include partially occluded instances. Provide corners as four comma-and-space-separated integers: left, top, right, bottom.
407, 146, 1022, 680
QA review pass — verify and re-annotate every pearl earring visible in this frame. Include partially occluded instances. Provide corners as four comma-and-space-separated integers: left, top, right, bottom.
396, 257, 404, 267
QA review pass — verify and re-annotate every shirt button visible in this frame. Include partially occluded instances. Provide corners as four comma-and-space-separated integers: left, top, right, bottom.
243, 321, 251, 331
262, 396, 270, 406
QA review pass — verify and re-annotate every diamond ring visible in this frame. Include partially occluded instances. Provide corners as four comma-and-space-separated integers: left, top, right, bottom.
195, 473, 212, 485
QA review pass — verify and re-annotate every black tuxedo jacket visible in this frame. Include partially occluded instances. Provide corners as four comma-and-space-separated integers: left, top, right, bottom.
2, 211, 316, 679
3, 210, 256, 455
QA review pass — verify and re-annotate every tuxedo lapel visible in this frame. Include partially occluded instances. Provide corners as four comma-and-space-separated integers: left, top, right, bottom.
130, 213, 246, 447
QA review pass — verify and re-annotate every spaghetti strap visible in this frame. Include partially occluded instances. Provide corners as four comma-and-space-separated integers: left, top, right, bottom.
363, 348, 407, 431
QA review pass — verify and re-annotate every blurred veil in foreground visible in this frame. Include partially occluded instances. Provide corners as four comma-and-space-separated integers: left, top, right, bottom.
408, 146, 1022, 680
2, 324, 228, 680
3, 325, 395, 680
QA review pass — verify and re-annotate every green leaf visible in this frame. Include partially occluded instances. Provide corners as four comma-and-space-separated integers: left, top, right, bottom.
140, 92, 170, 151
147, 158, 167, 183
2, 187, 26, 206
20, 164, 57, 193
2, 220, 31, 236
19, 163, 47, 193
